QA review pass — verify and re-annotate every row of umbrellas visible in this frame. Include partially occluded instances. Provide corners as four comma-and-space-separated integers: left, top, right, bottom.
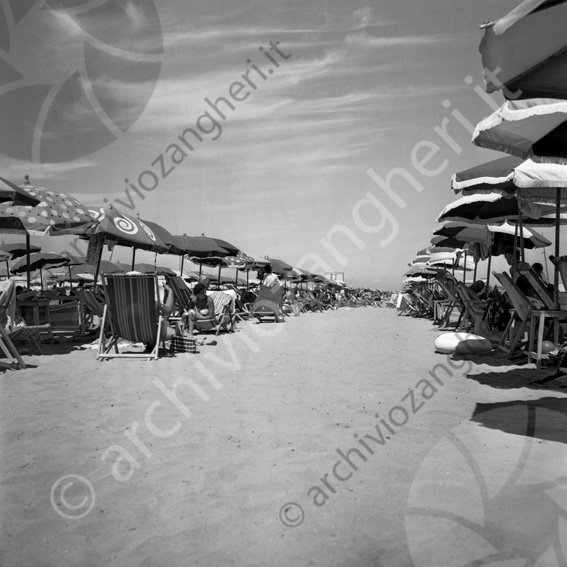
406, 0, 567, 307
0, 178, 346, 291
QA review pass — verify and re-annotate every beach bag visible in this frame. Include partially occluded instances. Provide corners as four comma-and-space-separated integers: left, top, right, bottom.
170, 334, 197, 353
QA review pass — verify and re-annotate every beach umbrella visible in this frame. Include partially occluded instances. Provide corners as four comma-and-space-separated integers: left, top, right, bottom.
404, 265, 436, 277
433, 222, 551, 251
0, 180, 94, 287
472, 98, 567, 165
0, 177, 41, 206
11, 252, 70, 291
173, 234, 231, 258
67, 207, 176, 283
479, 0, 567, 100
0, 181, 94, 236
188, 237, 240, 282
437, 192, 566, 226
70, 208, 171, 254
208, 237, 239, 256
0, 242, 41, 258
266, 257, 293, 276
173, 234, 233, 276
115, 262, 176, 276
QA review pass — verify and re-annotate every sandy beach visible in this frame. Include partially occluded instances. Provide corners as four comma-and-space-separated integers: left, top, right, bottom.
2, 307, 567, 567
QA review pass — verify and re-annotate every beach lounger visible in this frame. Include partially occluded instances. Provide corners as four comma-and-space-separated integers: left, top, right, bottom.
0, 279, 50, 369
251, 285, 285, 322
492, 272, 535, 356
98, 274, 164, 361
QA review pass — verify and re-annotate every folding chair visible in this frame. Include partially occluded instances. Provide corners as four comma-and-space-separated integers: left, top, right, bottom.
492, 272, 534, 355
0, 279, 50, 369
193, 291, 236, 335
251, 285, 285, 322
98, 274, 164, 361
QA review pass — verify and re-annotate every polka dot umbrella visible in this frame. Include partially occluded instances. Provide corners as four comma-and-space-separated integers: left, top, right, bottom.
0, 178, 95, 287
0, 182, 94, 237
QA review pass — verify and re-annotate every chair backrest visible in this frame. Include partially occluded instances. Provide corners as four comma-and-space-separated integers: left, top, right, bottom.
75, 289, 106, 318
554, 255, 567, 292
253, 285, 284, 311
519, 269, 555, 310
436, 279, 458, 303
167, 275, 194, 311
208, 290, 234, 320
0, 278, 17, 331
492, 272, 532, 321
103, 274, 158, 343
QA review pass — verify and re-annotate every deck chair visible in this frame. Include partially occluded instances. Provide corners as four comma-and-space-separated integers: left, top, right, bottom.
454, 282, 488, 333
193, 291, 236, 335
0, 279, 50, 369
492, 272, 534, 355
519, 269, 556, 310
98, 274, 164, 361
74, 289, 108, 333
166, 275, 194, 316
435, 279, 463, 329
251, 285, 285, 322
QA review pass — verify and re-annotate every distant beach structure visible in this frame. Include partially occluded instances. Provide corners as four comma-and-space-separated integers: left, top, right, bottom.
324, 271, 344, 283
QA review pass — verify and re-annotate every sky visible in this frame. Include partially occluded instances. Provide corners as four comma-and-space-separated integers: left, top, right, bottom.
1, 0, 557, 289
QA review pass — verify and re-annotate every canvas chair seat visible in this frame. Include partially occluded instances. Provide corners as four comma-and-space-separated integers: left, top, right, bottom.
98, 274, 165, 361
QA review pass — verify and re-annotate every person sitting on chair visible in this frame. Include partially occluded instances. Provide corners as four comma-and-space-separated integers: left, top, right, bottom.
186, 282, 216, 335
504, 247, 534, 297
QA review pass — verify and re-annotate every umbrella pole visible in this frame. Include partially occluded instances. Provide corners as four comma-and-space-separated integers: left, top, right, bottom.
518, 208, 525, 266
218, 264, 221, 287
93, 246, 103, 292
26, 234, 31, 289
473, 259, 477, 282
512, 221, 519, 276
463, 251, 467, 283
180, 255, 185, 276
543, 248, 550, 281
555, 188, 560, 311
486, 232, 493, 290
67, 263, 72, 289
131, 248, 136, 271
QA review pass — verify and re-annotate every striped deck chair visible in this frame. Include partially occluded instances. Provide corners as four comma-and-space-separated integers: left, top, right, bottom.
98, 274, 164, 361
251, 285, 285, 322
193, 291, 236, 335
167, 275, 194, 316
0, 279, 50, 369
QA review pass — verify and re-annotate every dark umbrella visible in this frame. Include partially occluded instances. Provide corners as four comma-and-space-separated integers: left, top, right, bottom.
0, 242, 42, 258
266, 257, 293, 276
11, 252, 70, 291
479, 0, 567, 101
